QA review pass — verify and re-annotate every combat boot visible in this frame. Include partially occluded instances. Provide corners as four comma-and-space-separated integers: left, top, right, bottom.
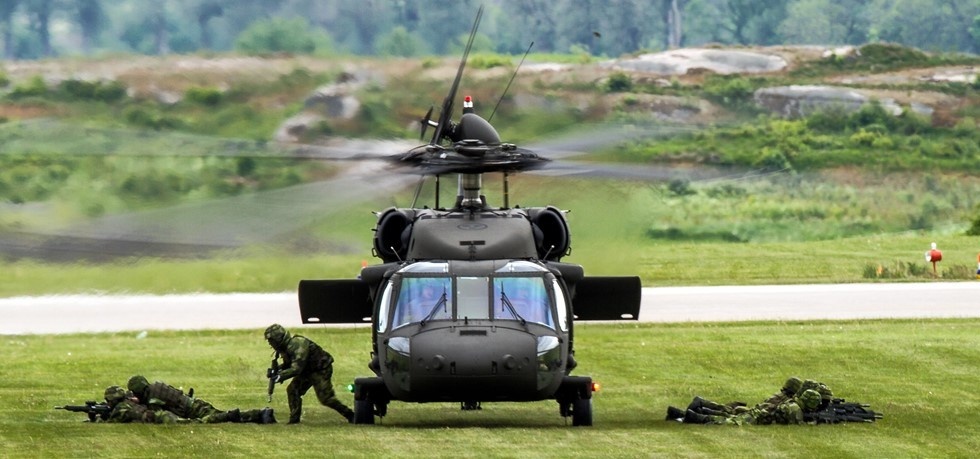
666, 406, 685, 421
683, 409, 714, 424
261, 408, 277, 424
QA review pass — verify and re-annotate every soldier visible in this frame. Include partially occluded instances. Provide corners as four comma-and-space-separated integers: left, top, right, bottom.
667, 376, 803, 420
682, 389, 822, 425
127, 375, 275, 424
264, 323, 354, 424
103, 385, 179, 424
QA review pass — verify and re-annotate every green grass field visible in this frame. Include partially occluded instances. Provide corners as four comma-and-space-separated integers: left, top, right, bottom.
3, 321, 978, 457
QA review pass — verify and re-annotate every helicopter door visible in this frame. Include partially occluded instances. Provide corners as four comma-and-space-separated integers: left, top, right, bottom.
570, 276, 642, 321
298, 279, 373, 324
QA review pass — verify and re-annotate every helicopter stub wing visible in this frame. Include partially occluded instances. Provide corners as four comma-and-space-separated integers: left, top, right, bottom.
298, 279, 373, 324
570, 276, 642, 321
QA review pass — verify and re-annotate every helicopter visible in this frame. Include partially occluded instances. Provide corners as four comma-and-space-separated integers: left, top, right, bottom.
296, 6, 641, 426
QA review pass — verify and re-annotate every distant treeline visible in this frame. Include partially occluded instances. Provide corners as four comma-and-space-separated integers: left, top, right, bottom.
1, 0, 978, 60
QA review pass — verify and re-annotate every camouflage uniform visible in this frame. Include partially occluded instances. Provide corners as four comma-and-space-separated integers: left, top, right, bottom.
127, 375, 275, 424
265, 324, 354, 424
669, 377, 828, 426
668, 377, 803, 420
103, 385, 179, 424
686, 389, 821, 426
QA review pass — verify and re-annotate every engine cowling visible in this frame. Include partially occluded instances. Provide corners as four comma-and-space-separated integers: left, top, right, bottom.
528, 206, 570, 261
374, 208, 415, 263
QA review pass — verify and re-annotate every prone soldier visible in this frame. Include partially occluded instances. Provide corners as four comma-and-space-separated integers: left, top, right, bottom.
127, 375, 275, 424
103, 385, 180, 424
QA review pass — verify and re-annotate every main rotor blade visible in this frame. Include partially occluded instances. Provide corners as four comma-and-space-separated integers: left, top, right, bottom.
430, 5, 483, 145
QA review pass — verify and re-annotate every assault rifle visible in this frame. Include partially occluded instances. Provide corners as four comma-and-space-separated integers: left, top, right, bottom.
55, 400, 112, 422
804, 399, 883, 424
266, 352, 280, 402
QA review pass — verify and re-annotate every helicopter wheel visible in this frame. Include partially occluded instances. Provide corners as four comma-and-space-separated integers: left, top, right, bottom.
353, 399, 375, 425
571, 398, 593, 426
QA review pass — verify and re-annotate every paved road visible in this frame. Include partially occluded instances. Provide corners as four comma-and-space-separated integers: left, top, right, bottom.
1, 282, 978, 335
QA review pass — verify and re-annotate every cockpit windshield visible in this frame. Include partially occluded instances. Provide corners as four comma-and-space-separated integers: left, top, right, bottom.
392, 277, 451, 329
494, 277, 554, 328
387, 261, 558, 330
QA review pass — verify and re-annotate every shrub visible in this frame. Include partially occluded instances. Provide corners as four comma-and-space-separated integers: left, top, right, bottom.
603, 72, 633, 93
185, 86, 224, 106
8, 75, 48, 99
468, 53, 512, 70
58, 79, 127, 102
703, 75, 755, 106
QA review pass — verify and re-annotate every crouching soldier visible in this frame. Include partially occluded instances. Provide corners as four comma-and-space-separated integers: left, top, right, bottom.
264, 324, 354, 424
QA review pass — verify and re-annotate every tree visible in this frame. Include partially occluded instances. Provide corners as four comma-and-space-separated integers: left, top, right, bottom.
234, 17, 332, 55
375, 26, 423, 57
869, 0, 979, 52
74, 0, 106, 55
779, 0, 873, 45
194, 0, 223, 50
722, 0, 788, 45
24, 0, 55, 57
0, 0, 18, 59
663, 0, 684, 49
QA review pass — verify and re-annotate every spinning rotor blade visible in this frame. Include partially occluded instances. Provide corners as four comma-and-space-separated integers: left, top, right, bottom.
0, 119, 413, 161
1, 162, 416, 261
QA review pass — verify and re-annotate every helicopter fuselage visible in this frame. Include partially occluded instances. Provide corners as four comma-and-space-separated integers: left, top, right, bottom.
372, 259, 573, 403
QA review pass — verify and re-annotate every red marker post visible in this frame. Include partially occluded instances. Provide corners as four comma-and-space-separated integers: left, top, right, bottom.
924, 242, 942, 277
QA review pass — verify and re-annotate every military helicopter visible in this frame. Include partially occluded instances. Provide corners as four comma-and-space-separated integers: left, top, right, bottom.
296, 6, 641, 426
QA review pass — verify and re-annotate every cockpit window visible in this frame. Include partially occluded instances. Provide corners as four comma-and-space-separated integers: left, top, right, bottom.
392, 277, 451, 328
494, 277, 554, 328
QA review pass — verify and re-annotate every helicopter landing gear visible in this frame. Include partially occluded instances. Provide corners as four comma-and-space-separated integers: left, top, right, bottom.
556, 376, 594, 427
353, 399, 375, 425
460, 401, 482, 411
351, 377, 389, 425
571, 398, 593, 426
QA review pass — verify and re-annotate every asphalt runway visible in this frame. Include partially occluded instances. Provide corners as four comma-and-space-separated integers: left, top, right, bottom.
1, 282, 978, 335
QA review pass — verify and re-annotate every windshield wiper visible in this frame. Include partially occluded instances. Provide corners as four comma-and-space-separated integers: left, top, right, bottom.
419, 291, 448, 327
500, 290, 527, 326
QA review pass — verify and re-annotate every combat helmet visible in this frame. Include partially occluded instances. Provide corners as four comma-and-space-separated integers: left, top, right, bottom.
800, 379, 832, 399
798, 389, 822, 412
264, 324, 291, 349
104, 385, 128, 407
128, 375, 150, 397
782, 377, 803, 396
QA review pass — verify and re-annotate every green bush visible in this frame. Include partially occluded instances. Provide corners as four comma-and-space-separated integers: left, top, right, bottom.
468, 53, 513, 70
185, 86, 224, 106
0, 70, 9, 88
604, 72, 633, 93
58, 79, 127, 102
123, 106, 184, 130
703, 75, 755, 106
8, 75, 48, 99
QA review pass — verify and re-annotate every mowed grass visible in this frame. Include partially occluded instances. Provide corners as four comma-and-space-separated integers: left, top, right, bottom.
4, 232, 979, 297
3, 321, 978, 457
